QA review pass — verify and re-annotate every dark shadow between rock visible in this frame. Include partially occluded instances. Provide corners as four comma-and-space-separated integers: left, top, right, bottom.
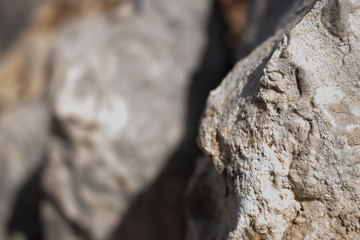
110, 1, 235, 239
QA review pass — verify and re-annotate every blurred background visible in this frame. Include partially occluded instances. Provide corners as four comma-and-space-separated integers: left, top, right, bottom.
0, 0, 296, 239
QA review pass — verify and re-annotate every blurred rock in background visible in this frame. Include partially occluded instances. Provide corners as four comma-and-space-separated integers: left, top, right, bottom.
42, 0, 210, 239
0, 0, 241, 239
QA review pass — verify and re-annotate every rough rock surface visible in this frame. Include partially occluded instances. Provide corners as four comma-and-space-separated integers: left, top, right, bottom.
197, 0, 360, 239
41, 0, 211, 240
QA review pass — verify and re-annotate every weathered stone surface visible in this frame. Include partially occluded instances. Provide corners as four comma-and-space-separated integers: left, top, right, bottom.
41, 0, 211, 239
197, 0, 360, 239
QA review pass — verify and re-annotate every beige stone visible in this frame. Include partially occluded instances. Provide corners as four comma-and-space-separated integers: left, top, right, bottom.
198, 0, 360, 239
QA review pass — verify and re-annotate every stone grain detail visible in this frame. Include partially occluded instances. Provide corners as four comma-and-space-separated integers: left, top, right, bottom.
198, 0, 360, 239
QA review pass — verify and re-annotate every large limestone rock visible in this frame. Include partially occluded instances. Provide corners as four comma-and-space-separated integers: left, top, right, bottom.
41, 0, 211, 239
197, 0, 360, 239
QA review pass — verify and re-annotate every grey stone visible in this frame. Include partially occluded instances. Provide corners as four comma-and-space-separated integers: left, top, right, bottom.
41, 0, 211, 239
197, 0, 360, 239
0, 100, 48, 240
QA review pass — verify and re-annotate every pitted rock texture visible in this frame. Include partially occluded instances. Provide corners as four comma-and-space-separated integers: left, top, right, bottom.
41, 0, 211, 240
198, 0, 360, 239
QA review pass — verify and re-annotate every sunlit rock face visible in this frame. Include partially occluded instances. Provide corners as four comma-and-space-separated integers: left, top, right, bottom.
195, 0, 360, 239
41, 0, 211, 239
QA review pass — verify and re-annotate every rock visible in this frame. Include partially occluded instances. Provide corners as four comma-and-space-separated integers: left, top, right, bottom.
41, 0, 211, 239
0, 1, 130, 239
197, 0, 360, 239
0, 1, 49, 238
111, 1, 237, 239
0, 0, 126, 109
0, 100, 48, 240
